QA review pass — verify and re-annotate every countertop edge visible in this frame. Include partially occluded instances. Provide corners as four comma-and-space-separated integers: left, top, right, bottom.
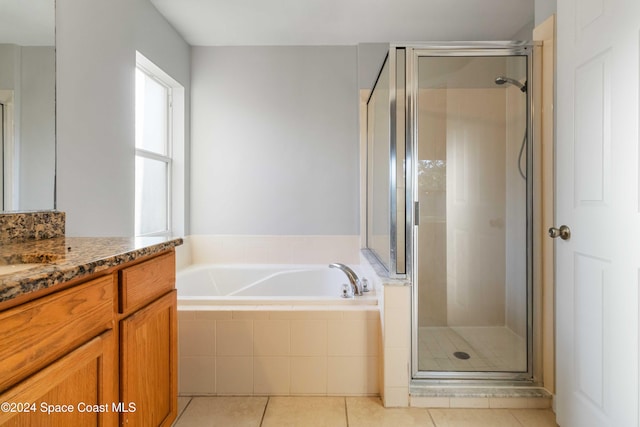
0, 237, 183, 305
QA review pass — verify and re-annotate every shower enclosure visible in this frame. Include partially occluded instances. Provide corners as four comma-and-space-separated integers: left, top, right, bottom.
366, 43, 539, 383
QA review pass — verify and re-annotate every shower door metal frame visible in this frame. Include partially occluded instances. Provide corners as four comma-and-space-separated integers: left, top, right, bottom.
365, 47, 408, 279
405, 42, 540, 383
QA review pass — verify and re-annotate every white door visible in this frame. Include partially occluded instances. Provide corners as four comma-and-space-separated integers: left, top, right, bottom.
556, 0, 640, 426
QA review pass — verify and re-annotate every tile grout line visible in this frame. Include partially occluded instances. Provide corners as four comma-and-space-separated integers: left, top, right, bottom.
344, 397, 349, 427
508, 408, 528, 427
426, 408, 438, 426
172, 396, 193, 426
259, 396, 270, 427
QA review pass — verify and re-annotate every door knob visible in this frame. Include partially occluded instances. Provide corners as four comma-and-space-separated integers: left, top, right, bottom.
548, 225, 571, 240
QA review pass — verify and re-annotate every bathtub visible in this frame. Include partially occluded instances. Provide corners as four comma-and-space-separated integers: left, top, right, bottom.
176, 264, 377, 306
176, 263, 381, 396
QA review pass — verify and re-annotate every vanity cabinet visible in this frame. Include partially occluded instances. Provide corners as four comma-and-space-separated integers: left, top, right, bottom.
0, 248, 178, 427
0, 331, 117, 426
0, 275, 117, 426
118, 252, 177, 426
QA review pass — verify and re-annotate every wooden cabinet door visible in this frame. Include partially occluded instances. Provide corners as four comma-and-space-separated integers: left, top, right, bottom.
120, 291, 177, 427
0, 275, 114, 392
0, 330, 117, 426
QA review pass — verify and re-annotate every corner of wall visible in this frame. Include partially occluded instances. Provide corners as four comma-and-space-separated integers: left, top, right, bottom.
175, 236, 193, 270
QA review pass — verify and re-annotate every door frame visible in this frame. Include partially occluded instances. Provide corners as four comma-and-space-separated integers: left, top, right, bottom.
532, 15, 556, 396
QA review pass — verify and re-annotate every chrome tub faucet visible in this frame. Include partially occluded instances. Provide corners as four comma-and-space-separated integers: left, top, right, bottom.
329, 263, 363, 296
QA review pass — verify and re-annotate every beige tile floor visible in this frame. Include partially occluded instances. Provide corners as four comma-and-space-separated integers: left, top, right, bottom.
173, 396, 559, 427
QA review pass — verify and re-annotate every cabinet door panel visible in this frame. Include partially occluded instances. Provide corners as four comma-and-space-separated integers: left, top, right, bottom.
0, 275, 114, 392
120, 290, 177, 427
0, 330, 117, 426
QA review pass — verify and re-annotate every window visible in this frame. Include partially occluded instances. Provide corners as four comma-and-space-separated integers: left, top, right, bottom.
135, 65, 172, 236
135, 52, 186, 237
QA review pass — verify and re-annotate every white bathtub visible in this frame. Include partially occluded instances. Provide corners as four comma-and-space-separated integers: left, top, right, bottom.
176, 263, 381, 396
176, 264, 377, 306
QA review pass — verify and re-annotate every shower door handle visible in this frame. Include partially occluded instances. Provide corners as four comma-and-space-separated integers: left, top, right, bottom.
548, 225, 571, 240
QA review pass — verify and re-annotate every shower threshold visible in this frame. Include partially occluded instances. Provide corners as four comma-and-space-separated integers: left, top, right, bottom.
409, 380, 551, 407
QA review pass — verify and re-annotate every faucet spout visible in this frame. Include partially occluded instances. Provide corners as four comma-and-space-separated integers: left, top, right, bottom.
329, 263, 362, 296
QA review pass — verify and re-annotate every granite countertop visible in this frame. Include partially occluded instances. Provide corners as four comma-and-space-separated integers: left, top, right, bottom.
0, 236, 183, 304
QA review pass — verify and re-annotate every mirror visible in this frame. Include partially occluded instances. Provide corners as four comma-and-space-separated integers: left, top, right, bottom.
0, 0, 55, 211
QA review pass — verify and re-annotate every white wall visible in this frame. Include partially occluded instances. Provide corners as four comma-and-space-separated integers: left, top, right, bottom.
191, 46, 359, 235
0, 45, 20, 88
19, 46, 55, 210
357, 43, 389, 90
56, 0, 190, 236
535, 0, 556, 26
511, 21, 535, 40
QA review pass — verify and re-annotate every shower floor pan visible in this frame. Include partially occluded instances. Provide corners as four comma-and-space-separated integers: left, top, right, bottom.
418, 326, 526, 373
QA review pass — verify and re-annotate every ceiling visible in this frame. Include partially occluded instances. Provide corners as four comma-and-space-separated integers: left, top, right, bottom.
150, 0, 534, 46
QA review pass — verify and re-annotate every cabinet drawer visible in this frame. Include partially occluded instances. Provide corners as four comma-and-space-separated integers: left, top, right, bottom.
0, 275, 114, 392
119, 251, 175, 314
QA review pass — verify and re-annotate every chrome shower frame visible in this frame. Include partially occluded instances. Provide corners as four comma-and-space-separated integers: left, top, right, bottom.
365, 47, 408, 278
401, 42, 542, 384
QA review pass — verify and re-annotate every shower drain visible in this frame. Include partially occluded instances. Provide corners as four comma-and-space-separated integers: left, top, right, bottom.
453, 351, 471, 360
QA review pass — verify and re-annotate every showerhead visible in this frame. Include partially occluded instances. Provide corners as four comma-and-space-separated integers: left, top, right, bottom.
495, 76, 527, 93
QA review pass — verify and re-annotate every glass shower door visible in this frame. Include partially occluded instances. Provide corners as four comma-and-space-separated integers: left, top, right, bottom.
413, 53, 530, 377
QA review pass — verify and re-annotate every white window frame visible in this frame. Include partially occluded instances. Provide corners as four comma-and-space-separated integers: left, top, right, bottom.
0, 90, 16, 211
135, 52, 185, 237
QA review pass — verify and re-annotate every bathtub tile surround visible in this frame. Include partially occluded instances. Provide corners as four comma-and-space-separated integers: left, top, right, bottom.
381, 286, 412, 407
174, 230, 374, 388
184, 235, 361, 265
173, 396, 559, 427
217, 356, 254, 394
0, 211, 65, 243
177, 308, 380, 396
290, 356, 327, 394
359, 251, 412, 407
175, 236, 193, 270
